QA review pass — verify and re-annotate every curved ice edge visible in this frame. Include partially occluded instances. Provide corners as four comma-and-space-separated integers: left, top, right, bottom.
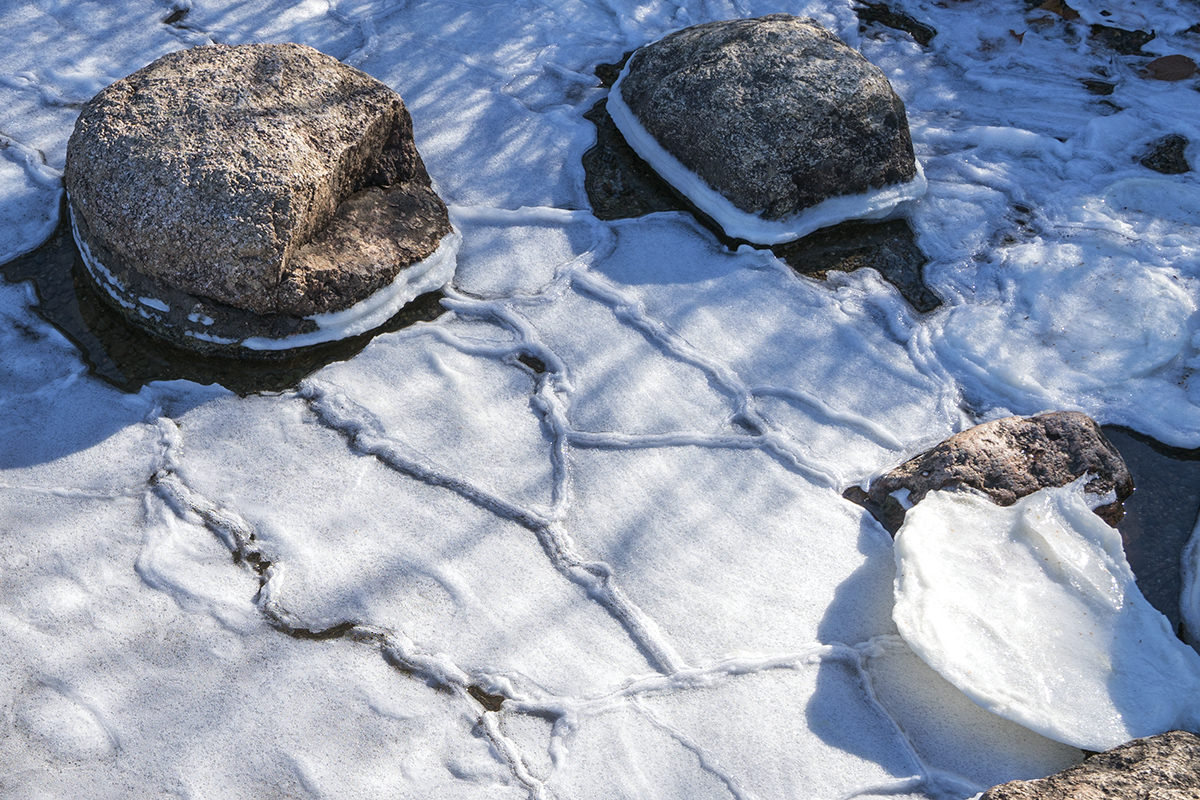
69, 197, 459, 351
1184, 517, 1200, 648
893, 481, 1200, 751
607, 57, 927, 245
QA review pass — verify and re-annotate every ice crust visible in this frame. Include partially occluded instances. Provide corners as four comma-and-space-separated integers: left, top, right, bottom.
1, 0, 1199, 797
607, 63, 929, 244
894, 483, 1200, 752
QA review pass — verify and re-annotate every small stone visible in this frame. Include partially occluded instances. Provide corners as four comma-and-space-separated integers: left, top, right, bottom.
608, 15, 924, 244
64, 43, 455, 354
846, 411, 1133, 534
980, 731, 1200, 799
1139, 134, 1192, 174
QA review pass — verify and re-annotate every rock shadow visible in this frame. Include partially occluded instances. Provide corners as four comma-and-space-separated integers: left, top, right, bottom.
806, 512, 917, 772
0, 200, 447, 396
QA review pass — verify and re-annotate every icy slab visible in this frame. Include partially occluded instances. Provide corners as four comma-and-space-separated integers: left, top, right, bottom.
450, 206, 601, 298
931, 239, 1200, 447
591, 215, 965, 484
170, 392, 654, 698
539, 658, 922, 799
0, 491, 521, 799
893, 482, 1200, 752
309, 321, 557, 513
564, 445, 899, 665
861, 636, 1083, 793
0, 143, 60, 263
607, 62, 927, 245
510, 285, 740, 437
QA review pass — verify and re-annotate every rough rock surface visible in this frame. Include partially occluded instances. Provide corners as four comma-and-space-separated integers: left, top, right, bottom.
980, 731, 1200, 799
1139, 134, 1191, 175
64, 43, 450, 324
612, 14, 918, 222
845, 411, 1133, 534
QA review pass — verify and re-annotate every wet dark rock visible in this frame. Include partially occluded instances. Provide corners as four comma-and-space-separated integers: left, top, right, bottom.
516, 352, 548, 375
845, 411, 1133, 535
855, 2, 936, 47
467, 685, 506, 712
583, 96, 684, 221
1090, 24, 1155, 55
980, 731, 1200, 800
1081, 78, 1115, 95
64, 42, 451, 353
773, 218, 938, 311
1144, 54, 1198, 82
1106, 425, 1200, 637
1139, 134, 1192, 174
610, 15, 919, 227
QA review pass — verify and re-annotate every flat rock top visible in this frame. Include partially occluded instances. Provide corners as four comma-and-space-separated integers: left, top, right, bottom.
615, 14, 917, 220
850, 411, 1134, 533
65, 43, 448, 317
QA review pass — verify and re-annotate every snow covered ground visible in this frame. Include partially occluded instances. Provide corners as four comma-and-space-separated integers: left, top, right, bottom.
1, 0, 1198, 797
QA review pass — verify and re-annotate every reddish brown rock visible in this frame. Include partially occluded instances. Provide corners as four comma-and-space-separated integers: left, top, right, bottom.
845, 411, 1133, 534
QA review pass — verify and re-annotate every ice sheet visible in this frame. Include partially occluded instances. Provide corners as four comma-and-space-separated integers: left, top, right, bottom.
893, 482, 1200, 751
3, 0, 1200, 796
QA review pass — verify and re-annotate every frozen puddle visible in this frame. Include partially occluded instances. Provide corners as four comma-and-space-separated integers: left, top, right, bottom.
894, 482, 1200, 752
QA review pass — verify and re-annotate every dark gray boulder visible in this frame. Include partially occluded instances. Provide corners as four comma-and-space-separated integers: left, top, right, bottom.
64, 43, 453, 353
845, 411, 1133, 534
980, 730, 1200, 799
1139, 134, 1191, 175
609, 15, 922, 242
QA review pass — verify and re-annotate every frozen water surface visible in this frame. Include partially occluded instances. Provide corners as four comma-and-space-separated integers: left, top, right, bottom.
894, 483, 1200, 752
1, 0, 1198, 796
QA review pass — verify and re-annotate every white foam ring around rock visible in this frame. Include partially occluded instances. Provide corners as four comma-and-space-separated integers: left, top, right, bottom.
607, 55, 928, 245
68, 195, 459, 351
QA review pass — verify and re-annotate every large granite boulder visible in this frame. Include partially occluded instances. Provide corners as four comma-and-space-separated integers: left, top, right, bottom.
608, 14, 925, 244
980, 730, 1200, 799
64, 43, 455, 354
845, 411, 1133, 534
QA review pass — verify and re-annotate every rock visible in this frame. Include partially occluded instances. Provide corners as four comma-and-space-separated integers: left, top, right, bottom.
64, 43, 455, 354
582, 53, 939, 312
845, 411, 1133, 534
855, 2, 936, 47
980, 731, 1200, 799
1139, 134, 1192, 175
607, 15, 925, 245
1089, 24, 1155, 56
